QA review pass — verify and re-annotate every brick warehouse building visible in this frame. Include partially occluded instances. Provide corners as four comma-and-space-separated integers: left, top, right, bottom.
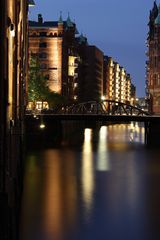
0, 0, 29, 239
29, 14, 79, 103
146, 1, 160, 114
29, 15, 133, 106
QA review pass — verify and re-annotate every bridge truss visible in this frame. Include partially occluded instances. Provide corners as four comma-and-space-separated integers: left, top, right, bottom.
60, 100, 149, 116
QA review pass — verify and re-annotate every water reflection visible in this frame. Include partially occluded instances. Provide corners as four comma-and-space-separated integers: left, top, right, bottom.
129, 122, 145, 143
96, 126, 110, 171
20, 122, 160, 240
82, 128, 94, 220
42, 150, 63, 239
107, 123, 145, 146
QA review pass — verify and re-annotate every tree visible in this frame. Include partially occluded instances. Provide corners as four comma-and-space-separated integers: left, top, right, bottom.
28, 54, 66, 109
28, 55, 49, 103
46, 92, 66, 109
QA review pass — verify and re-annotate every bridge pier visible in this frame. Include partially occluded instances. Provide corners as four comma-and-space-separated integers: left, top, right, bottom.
145, 121, 160, 147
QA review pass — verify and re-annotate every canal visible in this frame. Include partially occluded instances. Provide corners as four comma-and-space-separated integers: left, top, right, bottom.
20, 122, 160, 240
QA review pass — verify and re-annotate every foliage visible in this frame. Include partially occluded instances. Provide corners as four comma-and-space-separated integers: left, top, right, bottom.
46, 92, 66, 109
28, 55, 49, 102
28, 55, 65, 108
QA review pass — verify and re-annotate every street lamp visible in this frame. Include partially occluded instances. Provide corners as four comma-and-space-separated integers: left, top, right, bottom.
101, 95, 106, 101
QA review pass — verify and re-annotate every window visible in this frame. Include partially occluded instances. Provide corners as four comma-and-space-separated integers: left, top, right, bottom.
155, 56, 157, 68
40, 63, 47, 69
40, 32, 47, 37
39, 52, 47, 59
154, 74, 157, 85
158, 75, 160, 86
39, 42, 47, 48
31, 32, 37, 37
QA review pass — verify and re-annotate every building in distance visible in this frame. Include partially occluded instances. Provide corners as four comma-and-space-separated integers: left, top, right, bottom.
103, 56, 131, 104
29, 14, 134, 108
146, 1, 160, 114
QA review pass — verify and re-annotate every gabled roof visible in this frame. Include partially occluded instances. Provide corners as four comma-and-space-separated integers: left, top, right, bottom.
29, 14, 79, 33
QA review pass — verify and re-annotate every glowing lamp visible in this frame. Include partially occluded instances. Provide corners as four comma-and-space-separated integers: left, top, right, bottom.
40, 123, 45, 129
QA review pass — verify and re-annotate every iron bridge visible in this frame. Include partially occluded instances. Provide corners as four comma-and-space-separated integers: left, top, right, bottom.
26, 100, 153, 122
60, 100, 149, 116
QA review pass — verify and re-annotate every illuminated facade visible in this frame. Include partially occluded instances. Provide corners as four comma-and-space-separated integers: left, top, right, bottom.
29, 15, 133, 105
0, 0, 29, 238
126, 74, 131, 103
146, 1, 160, 113
103, 56, 114, 99
29, 14, 79, 102
113, 62, 121, 101
103, 56, 131, 103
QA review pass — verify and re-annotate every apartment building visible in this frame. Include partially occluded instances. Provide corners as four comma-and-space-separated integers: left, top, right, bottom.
103, 56, 131, 103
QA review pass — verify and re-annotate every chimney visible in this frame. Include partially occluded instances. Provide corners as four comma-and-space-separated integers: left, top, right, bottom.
38, 14, 43, 24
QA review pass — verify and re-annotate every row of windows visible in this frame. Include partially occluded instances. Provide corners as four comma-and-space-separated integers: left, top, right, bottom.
149, 56, 160, 68
30, 32, 63, 37
149, 74, 160, 86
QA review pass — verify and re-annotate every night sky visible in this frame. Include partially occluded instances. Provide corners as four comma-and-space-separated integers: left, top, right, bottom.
29, 0, 155, 97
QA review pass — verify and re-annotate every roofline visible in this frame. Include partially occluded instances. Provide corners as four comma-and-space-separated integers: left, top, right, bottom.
29, 26, 57, 29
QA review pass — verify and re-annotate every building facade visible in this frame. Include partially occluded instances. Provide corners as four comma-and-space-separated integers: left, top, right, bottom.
146, 1, 160, 114
78, 44, 104, 102
0, 0, 29, 239
103, 56, 131, 103
29, 16, 133, 106
29, 14, 79, 103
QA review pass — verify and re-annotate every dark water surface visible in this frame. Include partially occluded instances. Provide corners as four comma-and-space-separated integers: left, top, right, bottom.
20, 123, 160, 240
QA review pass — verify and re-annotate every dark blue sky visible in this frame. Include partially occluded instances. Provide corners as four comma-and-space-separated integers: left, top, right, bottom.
29, 0, 155, 97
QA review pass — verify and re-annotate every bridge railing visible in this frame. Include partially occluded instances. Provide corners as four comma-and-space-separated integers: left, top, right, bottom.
25, 100, 150, 116
59, 100, 150, 116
